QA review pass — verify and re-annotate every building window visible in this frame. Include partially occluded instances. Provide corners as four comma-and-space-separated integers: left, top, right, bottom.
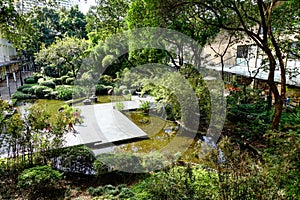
237, 45, 249, 58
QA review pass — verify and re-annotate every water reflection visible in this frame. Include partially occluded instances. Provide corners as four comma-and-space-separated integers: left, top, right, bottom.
108, 111, 202, 163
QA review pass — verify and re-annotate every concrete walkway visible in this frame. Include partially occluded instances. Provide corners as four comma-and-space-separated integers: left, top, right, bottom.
0, 71, 33, 100
64, 96, 153, 150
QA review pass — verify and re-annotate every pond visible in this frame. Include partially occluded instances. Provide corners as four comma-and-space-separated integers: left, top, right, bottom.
16, 96, 202, 163
111, 111, 202, 163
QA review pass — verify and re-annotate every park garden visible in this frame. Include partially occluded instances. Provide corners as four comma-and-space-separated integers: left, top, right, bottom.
0, 0, 300, 199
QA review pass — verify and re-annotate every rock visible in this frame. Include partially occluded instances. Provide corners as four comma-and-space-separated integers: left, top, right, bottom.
83, 98, 92, 105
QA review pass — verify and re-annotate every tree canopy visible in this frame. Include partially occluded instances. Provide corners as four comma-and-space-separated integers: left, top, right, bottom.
35, 37, 89, 78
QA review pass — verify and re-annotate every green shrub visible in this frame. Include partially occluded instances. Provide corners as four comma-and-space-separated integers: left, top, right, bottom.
87, 186, 105, 196
44, 66, 59, 77
66, 71, 74, 77
139, 101, 151, 113
43, 89, 54, 99
95, 84, 108, 95
24, 77, 36, 84
59, 146, 95, 174
56, 85, 73, 100
226, 102, 270, 140
37, 77, 45, 83
61, 75, 70, 84
87, 185, 135, 199
52, 78, 63, 85
19, 85, 35, 95
93, 159, 110, 176
22, 87, 32, 94
119, 85, 127, 93
50, 91, 59, 99
113, 87, 121, 95
39, 80, 56, 89
94, 153, 143, 174
12, 91, 33, 100
18, 165, 62, 190
132, 165, 217, 200
98, 75, 114, 86
115, 102, 124, 111
72, 86, 86, 98
32, 73, 43, 82
17, 85, 32, 92
33, 85, 51, 98
280, 107, 300, 131
65, 77, 75, 85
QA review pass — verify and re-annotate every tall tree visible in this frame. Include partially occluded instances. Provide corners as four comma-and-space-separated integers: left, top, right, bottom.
159, 0, 300, 130
126, 0, 219, 69
25, 5, 61, 47
35, 37, 89, 78
59, 5, 87, 39
85, 0, 130, 45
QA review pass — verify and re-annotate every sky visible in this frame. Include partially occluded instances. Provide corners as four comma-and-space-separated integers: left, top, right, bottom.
78, 0, 96, 14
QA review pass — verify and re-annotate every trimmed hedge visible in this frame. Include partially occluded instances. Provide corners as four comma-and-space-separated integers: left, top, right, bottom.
56, 85, 73, 100
12, 91, 34, 100
39, 80, 56, 89
18, 165, 62, 190
17, 85, 32, 92
65, 77, 75, 85
33, 85, 52, 98
52, 78, 63, 85
61, 75, 70, 84
24, 77, 36, 84
22, 87, 34, 94
32, 74, 43, 82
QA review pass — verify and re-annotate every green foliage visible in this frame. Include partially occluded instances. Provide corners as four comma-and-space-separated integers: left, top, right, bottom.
33, 85, 52, 98
39, 80, 56, 89
95, 84, 108, 95
35, 37, 89, 78
227, 101, 271, 140
24, 77, 37, 84
0, 99, 70, 194
26, 6, 60, 47
86, 0, 129, 45
17, 85, 32, 92
115, 102, 124, 111
87, 184, 134, 199
22, 87, 34, 94
263, 131, 300, 198
280, 107, 300, 131
132, 165, 218, 200
65, 77, 75, 85
200, 135, 300, 200
32, 73, 43, 82
98, 75, 115, 86
52, 77, 63, 85
55, 85, 73, 100
61, 75, 70, 84
59, 5, 87, 39
52, 145, 96, 174
138, 101, 151, 113
44, 66, 59, 78
227, 102, 270, 123
12, 91, 33, 100
94, 153, 143, 175
18, 165, 62, 190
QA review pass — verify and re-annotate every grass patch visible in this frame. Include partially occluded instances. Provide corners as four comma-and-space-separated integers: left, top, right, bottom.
34, 99, 65, 122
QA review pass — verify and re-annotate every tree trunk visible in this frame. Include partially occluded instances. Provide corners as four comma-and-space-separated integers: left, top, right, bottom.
221, 56, 224, 80
272, 99, 283, 130
266, 54, 282, 130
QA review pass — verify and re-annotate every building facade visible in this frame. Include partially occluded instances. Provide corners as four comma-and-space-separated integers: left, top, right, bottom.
16, 0, 80, 13
202, 31, 300, 104
0, 37, 19, 81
